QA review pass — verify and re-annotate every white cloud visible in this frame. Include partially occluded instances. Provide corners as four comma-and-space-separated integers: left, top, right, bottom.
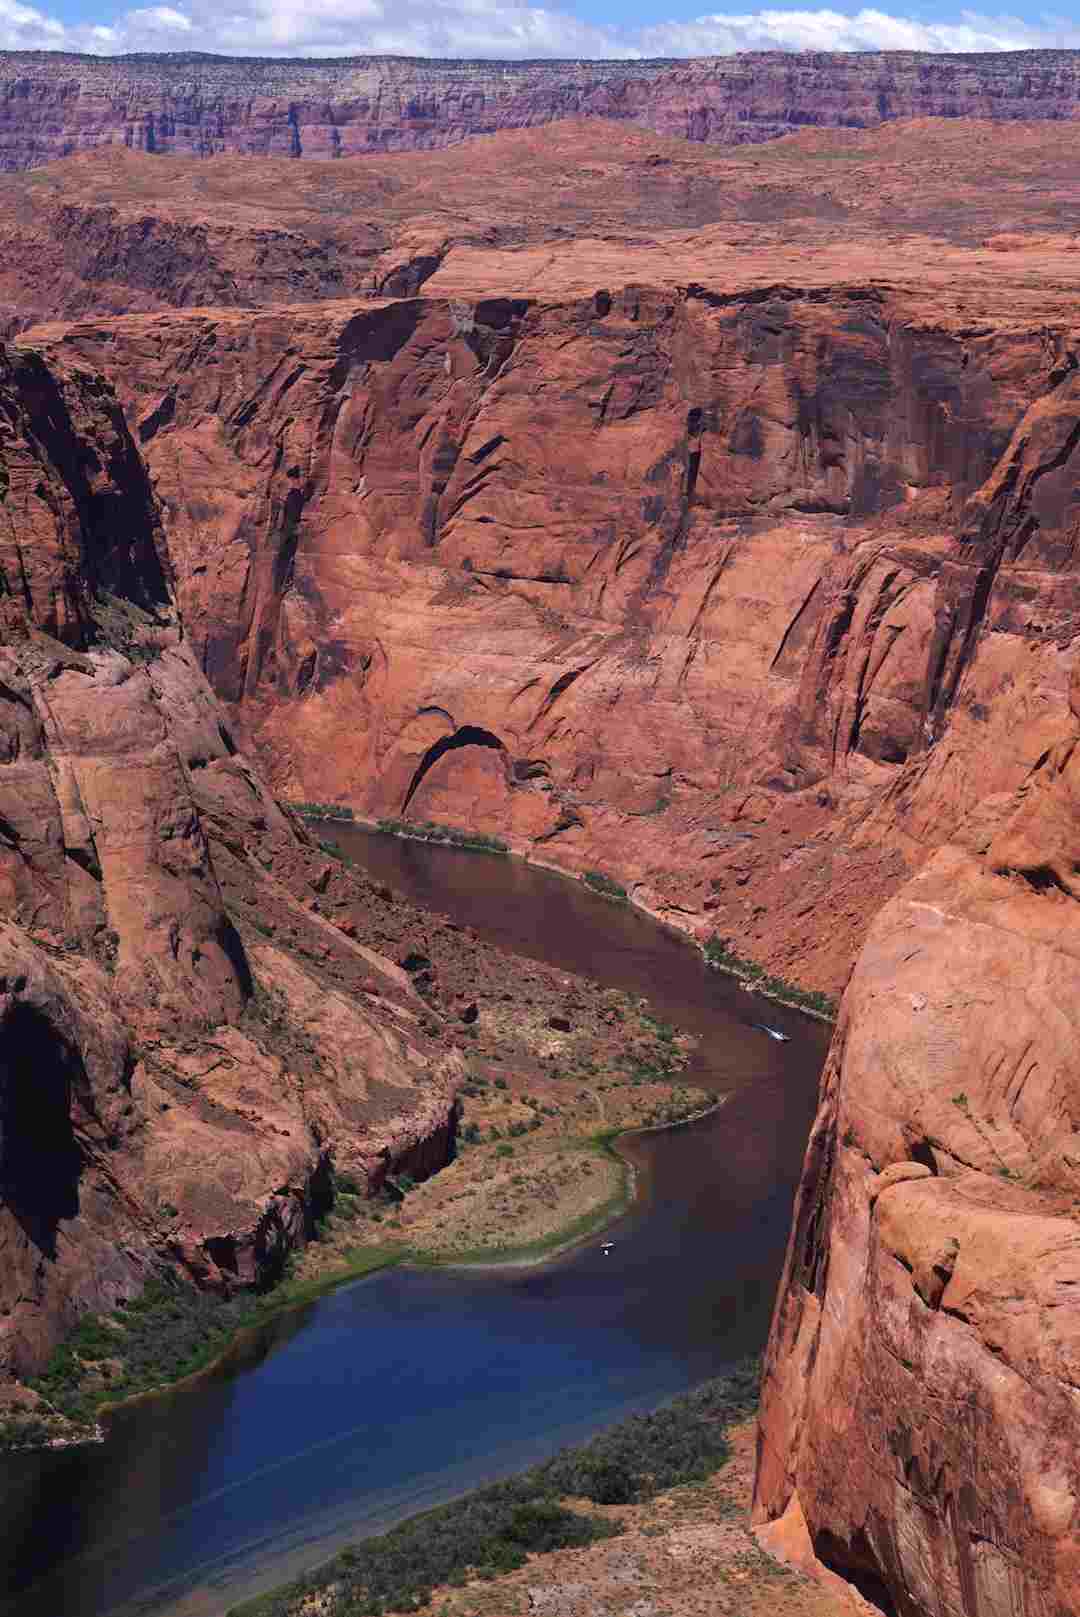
637, 7, 1080, 54
0, 0, 66, 48
1, 0, 1078, 61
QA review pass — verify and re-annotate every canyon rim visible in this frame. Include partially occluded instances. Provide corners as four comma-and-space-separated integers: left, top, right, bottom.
1, 58, 1080, 1617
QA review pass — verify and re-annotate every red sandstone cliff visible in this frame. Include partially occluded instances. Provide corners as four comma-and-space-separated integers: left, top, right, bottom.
22, 116, 1080, 993
0, 340, 461, 1378
6, 115, 1080, 1609
753, 367, 1080, 1616
4, 49, 1080, 173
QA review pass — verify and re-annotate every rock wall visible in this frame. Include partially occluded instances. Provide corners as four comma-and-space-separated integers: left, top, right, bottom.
0, 341, 460, 1376
7, 111, 1080, 1606
25, 240, 1080, 992
3, 49, 1080, 171
754, 367, 1080, 1613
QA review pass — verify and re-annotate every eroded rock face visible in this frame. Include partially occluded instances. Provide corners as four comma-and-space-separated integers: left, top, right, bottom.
24, 206, 1080, 994
754, 374, 1080, 1614
7, 112, 1080, 1609
3, 50, 1080, 172
0, 342, 460, 1376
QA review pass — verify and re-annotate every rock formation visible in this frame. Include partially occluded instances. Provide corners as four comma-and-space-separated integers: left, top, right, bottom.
4, 49, 1080, 172
6, 113, 1077, 338
0, 340, 460, 1377
4, 110, 1080, 1610
754, 364, 1080, 1615
19, 115, 1080, 995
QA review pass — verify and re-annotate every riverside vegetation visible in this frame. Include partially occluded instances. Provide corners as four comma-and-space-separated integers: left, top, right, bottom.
1, 914, 712, 1446
703, 936, 837, 1021
228, 1364, 761, 1617
376, 818, 510, 854
291, 802, 358, 822
0, 1245, 402, 1451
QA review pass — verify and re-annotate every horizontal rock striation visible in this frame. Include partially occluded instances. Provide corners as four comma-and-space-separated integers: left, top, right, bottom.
3, 49, 1080, 171
4, 113, 1079, 336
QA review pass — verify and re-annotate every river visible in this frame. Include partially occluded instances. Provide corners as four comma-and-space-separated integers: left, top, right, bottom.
0, 831, 828, 1617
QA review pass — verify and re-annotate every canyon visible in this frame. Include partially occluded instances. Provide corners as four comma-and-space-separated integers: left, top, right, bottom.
4, 49, 1080, 172
0, 339, 466, 1386
2, 103, 1080, 1616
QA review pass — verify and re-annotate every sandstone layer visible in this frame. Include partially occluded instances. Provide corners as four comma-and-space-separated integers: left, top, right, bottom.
4, 49, 1080, 174
20, 117, 1080, 996
2, 115, 1080, 336
0, 340, 462, 1379
6, 112, 1080, 1614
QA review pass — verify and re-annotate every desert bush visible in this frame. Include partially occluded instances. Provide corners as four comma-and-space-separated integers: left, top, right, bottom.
376, 819, 508, 855
228, 1363, 759, 1617
582, 870, 628, 902
703, 936, 837, 1019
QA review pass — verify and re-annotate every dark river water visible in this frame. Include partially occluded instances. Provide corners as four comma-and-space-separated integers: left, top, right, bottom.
0, 832, 828, 1617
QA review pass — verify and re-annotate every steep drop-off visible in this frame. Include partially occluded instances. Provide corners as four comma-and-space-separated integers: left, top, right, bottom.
4, 49, 1080, 172
0, 341, 460, 1380
23, 153, 1080, 993
754, 372, 1080, 1616
6, 114, 1080, 1612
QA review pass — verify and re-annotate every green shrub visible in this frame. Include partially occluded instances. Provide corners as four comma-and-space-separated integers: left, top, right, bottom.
385, 1173, 416, 1201
582, 870, 628, 902
30, 1247, 400, 1428
227, 1363, 758, 1617
703, 936, 837, 1019
290, 802, 356, 822
376, 819, 509, 855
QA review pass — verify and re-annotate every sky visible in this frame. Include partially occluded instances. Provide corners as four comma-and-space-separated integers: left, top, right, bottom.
2, 0, 1079, 67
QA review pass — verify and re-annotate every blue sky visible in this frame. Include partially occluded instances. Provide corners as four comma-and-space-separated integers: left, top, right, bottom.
2, 0, 1078, 63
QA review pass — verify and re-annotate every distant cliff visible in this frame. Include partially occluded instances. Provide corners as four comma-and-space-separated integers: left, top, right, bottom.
3, 48, 1080, 170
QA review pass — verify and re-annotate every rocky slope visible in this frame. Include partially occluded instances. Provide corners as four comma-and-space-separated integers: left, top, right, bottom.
754, 368, 1080, 1614
0, 339, 462, 1380
5, 113, 1080, 1612
21, 117, 1080, 994
4, 49, 1080, 172
5, 114, 1079, 338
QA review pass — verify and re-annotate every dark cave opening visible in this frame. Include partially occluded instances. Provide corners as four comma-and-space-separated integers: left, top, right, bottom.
400, 725, 507, 814
0, 1004, 86, 1257
813, 1529, 898, 1616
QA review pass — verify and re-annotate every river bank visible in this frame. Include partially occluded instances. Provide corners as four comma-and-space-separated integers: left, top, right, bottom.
226, 1366, 764, 1617
7, 885, 712, 1453
0, 830, 828, 1617
2, 1248, 407, 1456
228, 1365, 849, 1617
13, 1082, 728, 1459
293, 807, 838, 1024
